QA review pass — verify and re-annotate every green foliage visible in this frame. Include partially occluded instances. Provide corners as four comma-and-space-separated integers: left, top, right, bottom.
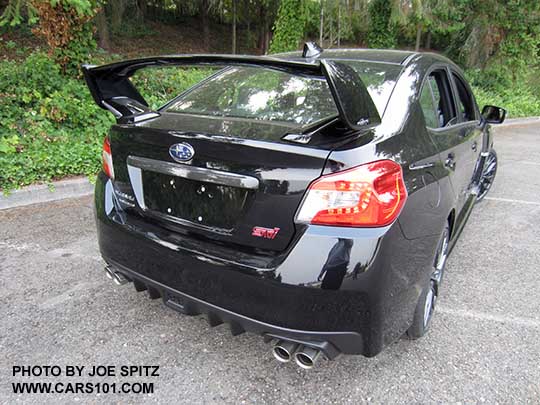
494, 0, 540, 78
131, 67, 216, 110
0, 0, 95, 27
0, 0, 38, 27
467, 69, 540, 118
26, 0, 99, 74
269, 0, 305, 54
0, 52, 113, 192
0, 52, 218, 192
1, 0, 540, 193
472, 85, 540, 118
50, 0, 96, 16
367, 0, 397, 48
56, 24, 97, 75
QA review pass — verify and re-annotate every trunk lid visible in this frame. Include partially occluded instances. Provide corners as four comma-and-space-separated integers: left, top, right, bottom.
84, 53, 383, 252
110, 113, 331, 252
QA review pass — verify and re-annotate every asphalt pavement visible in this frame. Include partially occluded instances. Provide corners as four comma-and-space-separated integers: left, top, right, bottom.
1, 124, 539, 403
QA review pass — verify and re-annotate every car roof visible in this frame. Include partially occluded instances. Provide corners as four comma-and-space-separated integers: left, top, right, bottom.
275, 48, 454, 67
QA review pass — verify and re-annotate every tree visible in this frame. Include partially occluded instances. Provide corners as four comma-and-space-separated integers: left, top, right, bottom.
109, 0, 127, 32
269, 0, 305, 53
96, 6, 110, 50
200, 0, 211, 51
31, 0, 98, 73
232, 0, 237, 53
0, 0, 37, 26
367, 0, 397, 48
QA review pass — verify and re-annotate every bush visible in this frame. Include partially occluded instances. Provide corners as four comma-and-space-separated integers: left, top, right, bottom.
131, 67, 215, 110
0, 52, 113, 192
466, 69, 540, 118
269, 0, 305, 54
31, 1, 98, 74
367, 0, 397, 48
0, 53, 215, 193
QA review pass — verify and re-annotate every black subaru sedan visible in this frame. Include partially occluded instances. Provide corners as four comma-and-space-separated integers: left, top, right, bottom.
83, 43, 504, 368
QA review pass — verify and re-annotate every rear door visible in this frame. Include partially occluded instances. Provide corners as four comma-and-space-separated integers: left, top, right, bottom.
449, 70, 483, 193
419, 68, 472, 220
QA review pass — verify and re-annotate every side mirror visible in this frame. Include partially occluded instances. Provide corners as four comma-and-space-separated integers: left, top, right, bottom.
481, 105, 506, 124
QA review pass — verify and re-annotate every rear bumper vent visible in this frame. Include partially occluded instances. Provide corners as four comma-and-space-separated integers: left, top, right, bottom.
104, 259, 364, 358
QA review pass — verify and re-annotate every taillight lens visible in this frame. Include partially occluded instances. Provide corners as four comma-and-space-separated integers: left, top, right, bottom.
102, 137, 114, 179
296, 160, 407, 227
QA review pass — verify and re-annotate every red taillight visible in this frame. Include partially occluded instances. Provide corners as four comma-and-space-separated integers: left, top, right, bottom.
296, 160, 407, 227
102, 137, 114, 179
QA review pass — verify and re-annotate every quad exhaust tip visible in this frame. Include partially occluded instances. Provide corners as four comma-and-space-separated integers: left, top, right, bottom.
104, 265, 129, 286
272, 340, 321, 368
294, 345, 321, 370
272, 340, 299, 363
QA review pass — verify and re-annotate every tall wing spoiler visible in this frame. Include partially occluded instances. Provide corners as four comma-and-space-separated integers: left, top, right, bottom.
82, 55, 380, 130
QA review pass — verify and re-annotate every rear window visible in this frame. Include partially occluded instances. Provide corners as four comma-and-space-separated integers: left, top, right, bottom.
164, 67, 338, 125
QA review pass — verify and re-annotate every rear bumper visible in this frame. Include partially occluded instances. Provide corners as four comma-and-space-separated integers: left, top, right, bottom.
95, 173, 433, 357
106, 258, 360, 359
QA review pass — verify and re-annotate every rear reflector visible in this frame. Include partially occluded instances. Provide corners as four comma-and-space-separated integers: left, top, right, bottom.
102, 137, 114, 179
296, 160, 407, 227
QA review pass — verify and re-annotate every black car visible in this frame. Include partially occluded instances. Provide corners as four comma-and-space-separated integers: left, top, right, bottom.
83, 43, 505, 369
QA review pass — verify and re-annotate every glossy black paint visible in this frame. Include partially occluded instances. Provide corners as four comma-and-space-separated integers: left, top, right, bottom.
89, 48, 498, 358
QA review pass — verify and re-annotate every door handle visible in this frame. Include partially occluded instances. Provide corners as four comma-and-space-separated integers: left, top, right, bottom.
409, 162, 436, 171
472, 141, 477, 151
445, 154, 456, 170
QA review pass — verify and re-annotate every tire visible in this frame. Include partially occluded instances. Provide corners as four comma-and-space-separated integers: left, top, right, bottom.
406, 223, 450, 339
406, 279, 437, 339
476, 149, 498, 202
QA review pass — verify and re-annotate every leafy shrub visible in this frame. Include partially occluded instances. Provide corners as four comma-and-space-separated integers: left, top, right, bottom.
110, 20, 157, 39
269, 0, 305, 54
0, 52, 113, 192
0, 53, 215, 192
466, 69, 540, 118
367, 0, 397, 48
131, 67, 215, 110
32, 1, 98, 74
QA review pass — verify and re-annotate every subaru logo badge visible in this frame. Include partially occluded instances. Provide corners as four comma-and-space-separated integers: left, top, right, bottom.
169, 143, 195, 163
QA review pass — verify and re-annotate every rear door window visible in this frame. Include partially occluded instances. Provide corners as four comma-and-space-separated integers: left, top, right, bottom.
419, 80, 439, 128
165, 66, 338, 125
419, 70, 457, 128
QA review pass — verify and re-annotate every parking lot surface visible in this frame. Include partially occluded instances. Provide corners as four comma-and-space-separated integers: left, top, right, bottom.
1, 125, 539, 403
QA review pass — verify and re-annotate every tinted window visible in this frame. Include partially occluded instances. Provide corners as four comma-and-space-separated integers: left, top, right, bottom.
420, 70, 457, 128
419, 80, 439, 128
341, 61, 403, 115
452, 73, 476, 122
165, 67, 338, 125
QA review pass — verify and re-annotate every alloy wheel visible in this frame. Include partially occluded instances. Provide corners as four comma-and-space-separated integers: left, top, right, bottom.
477, 150, 498, 201
424, 226, 450, 328
423, 281, 437, 328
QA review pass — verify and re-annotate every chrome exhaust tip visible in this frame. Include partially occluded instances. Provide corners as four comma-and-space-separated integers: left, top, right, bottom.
294, 346, 321, 369
104, 265, 129, 286
272, 340, 299, 363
